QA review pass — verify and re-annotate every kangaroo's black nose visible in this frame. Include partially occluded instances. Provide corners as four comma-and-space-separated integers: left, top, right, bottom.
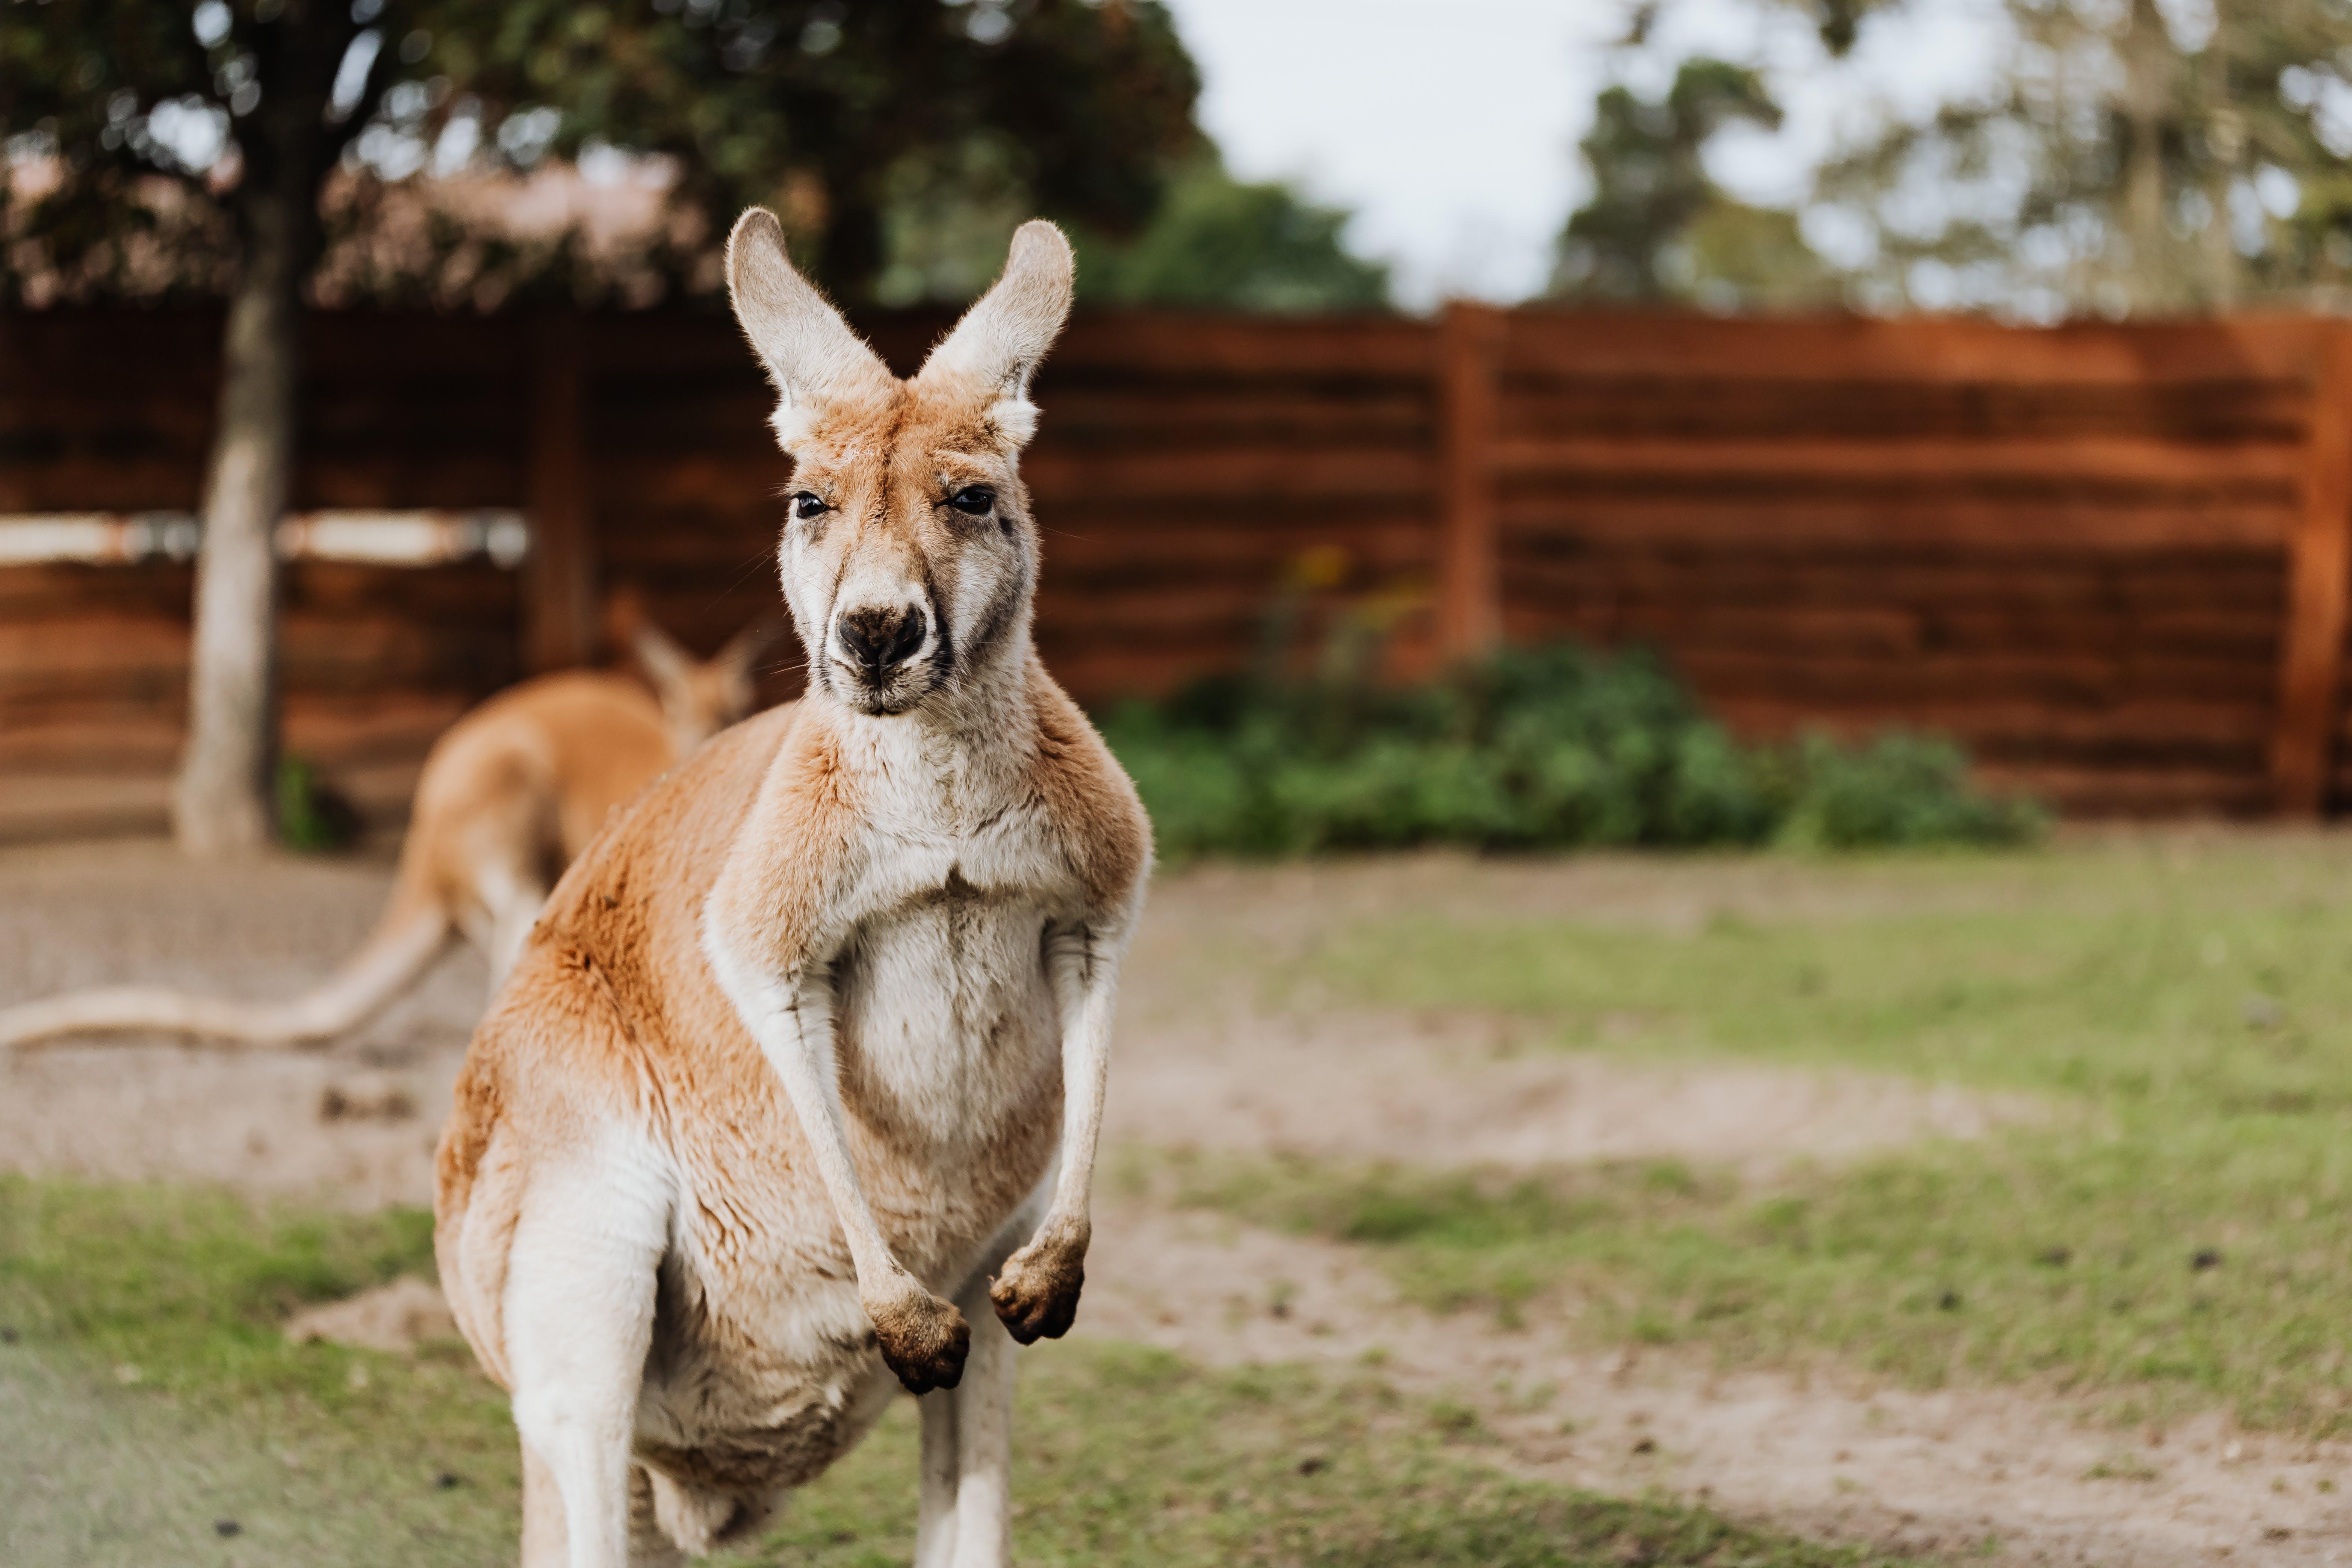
837, 605, 928, 677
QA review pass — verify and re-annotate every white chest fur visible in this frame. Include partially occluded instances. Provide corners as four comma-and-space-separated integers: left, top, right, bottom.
702, 709, 1085, 1160
829, 858, 1064, 1150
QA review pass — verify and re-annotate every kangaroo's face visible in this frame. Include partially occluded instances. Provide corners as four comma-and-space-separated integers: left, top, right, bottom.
728, 212, 1070, 718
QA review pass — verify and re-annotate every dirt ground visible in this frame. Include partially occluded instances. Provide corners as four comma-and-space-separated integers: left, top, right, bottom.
1, 838, 2344, 1565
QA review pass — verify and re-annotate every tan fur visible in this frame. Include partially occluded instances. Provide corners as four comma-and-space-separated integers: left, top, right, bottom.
434, 214, 1151, 1568
0, 632, 767, 1053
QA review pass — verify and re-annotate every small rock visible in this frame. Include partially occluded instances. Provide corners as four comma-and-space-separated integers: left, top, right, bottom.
213, 1520, 241, 1538
319, 1073, 417, 1123
286, 1277, 456, 1356
2192, 1249, 2223, 1273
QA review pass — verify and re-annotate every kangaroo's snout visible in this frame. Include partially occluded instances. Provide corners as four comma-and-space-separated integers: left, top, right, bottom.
836, 603, 929, 684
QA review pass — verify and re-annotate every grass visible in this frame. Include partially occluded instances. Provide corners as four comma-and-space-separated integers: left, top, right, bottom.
0, 1177, 1917, 1568
1162, 833, 2352, 1436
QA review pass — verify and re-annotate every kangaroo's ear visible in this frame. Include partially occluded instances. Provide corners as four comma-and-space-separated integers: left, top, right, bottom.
726, 208, 895, 450
719, 615, 787, 666
631, 621, 694, 698
915, 219, 1074, 447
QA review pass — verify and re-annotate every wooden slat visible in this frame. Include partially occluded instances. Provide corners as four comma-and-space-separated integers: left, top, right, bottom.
525, 316, 597, 671
1491, 435, 2303, 492
1497, 311, 2323, 384
1435, 302, 1505, 661
2269, 325, 2352, 814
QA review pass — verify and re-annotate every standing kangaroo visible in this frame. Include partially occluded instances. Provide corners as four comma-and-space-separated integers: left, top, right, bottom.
433, 214, 1149, 1568
0, 619, 771, 1051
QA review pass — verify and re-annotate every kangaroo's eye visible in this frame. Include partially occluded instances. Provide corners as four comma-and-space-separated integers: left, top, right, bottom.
791, 492, 829, 522
947, 486, 995, 516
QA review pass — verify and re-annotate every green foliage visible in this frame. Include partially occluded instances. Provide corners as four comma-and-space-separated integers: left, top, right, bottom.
873, 147, 1390, 314
4, 0, 1204, 305
1550, 56, 1835, 309
1100, 643, 2041, 860
419, 0, 1202, 302
1072, 154, 1391, 313
274, 755, 360, 853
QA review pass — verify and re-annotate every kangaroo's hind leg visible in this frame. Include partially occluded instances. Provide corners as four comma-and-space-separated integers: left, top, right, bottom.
501, 1143, 673, 1568
914, 1184, 1046, 1568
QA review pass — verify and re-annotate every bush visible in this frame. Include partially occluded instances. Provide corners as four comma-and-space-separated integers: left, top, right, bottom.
1096, 644, 2043, 861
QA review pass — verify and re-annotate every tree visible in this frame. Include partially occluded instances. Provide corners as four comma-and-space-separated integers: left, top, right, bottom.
1072, 155, 1389, 313
7, 0, 384, 854
1549, 56, 1835, 309
407, 0, 1199, 304
2, 0, 1201, 852
1798, 0, 2352, 315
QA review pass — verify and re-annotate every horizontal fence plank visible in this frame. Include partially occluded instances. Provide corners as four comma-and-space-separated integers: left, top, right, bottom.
1490, 435, 2304, 493
1497, 311, 2325, 383
1500, 495, 2297, 550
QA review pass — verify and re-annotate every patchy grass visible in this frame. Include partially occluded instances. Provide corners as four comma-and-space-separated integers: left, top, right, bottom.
0, 1178, 1916, 1568
1163, 835, 2352, 1436
1292, 842, 2352, 1111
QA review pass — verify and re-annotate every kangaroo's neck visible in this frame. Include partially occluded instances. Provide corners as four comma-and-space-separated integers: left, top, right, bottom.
814, 638, 1040, 837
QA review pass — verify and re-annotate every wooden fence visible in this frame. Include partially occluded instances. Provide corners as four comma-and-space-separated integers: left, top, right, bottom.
3, 304, 2350, 836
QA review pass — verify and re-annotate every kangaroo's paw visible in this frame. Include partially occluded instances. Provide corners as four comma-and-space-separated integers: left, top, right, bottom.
868, 1282, 970, 1394
990, 1235, 1085, 1345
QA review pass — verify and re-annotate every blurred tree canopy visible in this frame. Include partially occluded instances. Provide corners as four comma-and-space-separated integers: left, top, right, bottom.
1, 0, 1209, 305
400, 0, 1205, 303
1811, 0, 2352, 316
1071, 154, 1389, 313
1548, 56, 1834, 309
1562, 0, 2352, 318
2, 0, 1387, 312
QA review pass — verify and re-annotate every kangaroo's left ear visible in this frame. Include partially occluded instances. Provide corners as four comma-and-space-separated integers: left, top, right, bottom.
915, 220, 1074, 447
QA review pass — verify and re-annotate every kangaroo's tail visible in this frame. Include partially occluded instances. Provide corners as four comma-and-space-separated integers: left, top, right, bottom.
0, 879, 452, 1052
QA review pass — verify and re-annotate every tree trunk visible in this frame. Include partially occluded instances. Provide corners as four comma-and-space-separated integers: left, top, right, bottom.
172, 0, 352, 856
2120, 0, 2174, 310
173, 209, 301, 856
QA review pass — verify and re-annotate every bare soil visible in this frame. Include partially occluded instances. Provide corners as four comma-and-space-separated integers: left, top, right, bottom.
2, 838, 2342, 1565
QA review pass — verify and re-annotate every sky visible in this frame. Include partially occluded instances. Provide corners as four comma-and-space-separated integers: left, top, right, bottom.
1159, 0, 2019, 309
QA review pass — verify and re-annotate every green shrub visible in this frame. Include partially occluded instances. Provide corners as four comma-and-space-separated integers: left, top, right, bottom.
1096, 644, 2043, 860
275, 754, 361, 853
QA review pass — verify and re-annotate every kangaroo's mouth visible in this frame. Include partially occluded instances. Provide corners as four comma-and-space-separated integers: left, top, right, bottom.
826, 655, 945, 716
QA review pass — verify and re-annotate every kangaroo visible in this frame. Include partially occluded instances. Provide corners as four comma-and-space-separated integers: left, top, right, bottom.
433, 213, 1150, 1568
0, 618, 774, 1052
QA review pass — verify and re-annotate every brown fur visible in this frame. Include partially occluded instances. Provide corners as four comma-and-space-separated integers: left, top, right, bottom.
433, 213, 1151, 1562
0, 632, 766, 1056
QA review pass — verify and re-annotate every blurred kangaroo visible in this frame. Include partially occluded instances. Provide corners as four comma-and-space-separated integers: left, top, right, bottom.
433, 214, 1150, 1568
0, 616, 779, 1052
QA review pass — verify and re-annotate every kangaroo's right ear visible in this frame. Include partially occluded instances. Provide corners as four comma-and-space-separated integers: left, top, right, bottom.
631, 621, 694, 698
726, 208, 896, 450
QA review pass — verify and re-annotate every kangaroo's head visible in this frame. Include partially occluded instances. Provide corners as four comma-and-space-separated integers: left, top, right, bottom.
631, 615, 782, 757
726, 209, 1072, 719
